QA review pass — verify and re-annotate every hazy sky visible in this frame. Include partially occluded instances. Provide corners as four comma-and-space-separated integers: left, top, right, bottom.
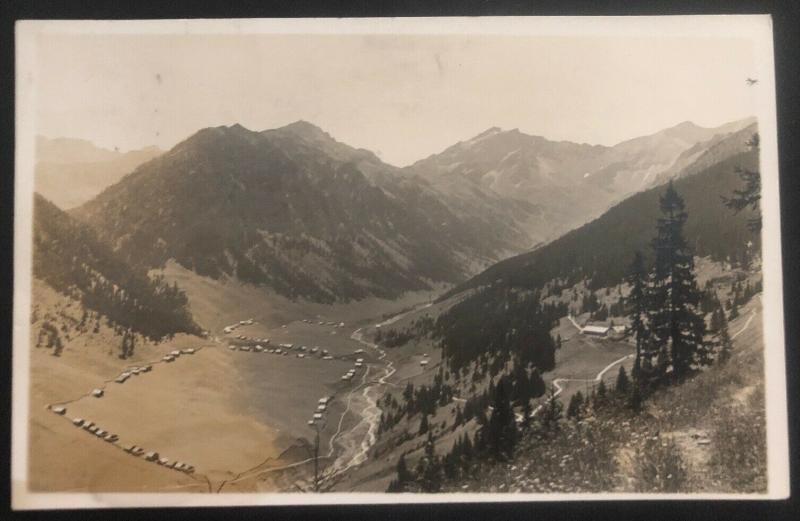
33, 32, 757, 166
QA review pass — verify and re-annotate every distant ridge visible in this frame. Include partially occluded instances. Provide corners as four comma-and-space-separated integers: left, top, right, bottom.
35, 136, 162, 209
68, 116, 756, 303
72, 122, 527, 303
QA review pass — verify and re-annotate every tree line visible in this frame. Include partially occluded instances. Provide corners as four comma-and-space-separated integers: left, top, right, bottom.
33, 194, 200, 341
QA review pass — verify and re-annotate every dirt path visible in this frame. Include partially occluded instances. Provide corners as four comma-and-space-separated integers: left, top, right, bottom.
731, 302, 758, 340
530, 354, 634, 417
566, 314, 583, 332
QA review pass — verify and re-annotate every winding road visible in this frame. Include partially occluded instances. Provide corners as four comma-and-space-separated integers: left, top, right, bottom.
528, 353, 635, 418
528, 295, 762, 418
321, 302, 432, 483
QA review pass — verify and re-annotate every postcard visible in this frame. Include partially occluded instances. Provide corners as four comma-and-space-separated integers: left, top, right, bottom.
12, 15, 788, 508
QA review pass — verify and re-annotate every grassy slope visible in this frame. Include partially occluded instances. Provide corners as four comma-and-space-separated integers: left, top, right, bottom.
442, 293, 766, 494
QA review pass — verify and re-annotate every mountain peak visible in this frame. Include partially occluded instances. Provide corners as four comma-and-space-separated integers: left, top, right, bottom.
672, 120, 701, 130
275, 120, 330, 141
228, 122, 250, 132
474, 126, 504, 139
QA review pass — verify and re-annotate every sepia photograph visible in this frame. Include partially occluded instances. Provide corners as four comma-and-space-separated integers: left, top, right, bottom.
11, 15, 789, 509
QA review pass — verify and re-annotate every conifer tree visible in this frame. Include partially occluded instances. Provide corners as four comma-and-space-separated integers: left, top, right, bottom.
417, 432, 442, 492
649, 182, 708, 381
627, 251, 649, 381
723, 133, 761, 232
594, 379, 607, 409
454, 405, 464, 427
717, 306, 734, 364
566, 391, 584, 420
486, 378, 517, 460
615, 366, 629, 395
629, 381, 643, 413
709, 306, 724, 335
396, 452, 413, 487
541, 384, 563, 432
730, 300, 740, 320
530, 367, 546, 397
462, 433, 473, 462
419, 414, 429, 435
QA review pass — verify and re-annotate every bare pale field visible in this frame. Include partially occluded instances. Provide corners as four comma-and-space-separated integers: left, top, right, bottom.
159, 261, 440, 332
55, 345, 287, 487
26, 279, 324, 492
27, 268, 442, 494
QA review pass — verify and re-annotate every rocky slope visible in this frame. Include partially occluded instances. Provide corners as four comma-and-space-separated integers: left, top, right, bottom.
73, 122, 527, 303
406, 118, 756, 246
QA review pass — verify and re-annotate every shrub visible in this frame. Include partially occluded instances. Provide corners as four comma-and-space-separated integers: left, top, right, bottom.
708, 387, 767, 492
633, 436, 688, 492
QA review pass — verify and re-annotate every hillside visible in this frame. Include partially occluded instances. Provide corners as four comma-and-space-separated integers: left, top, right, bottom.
33, 194, 199, 341
651, 122, 758, 186
35, 136, 162, 209
419, 142, 760, 378
440, 293, 765, 494
73, 122, 528, 304
445, 149, 759, 299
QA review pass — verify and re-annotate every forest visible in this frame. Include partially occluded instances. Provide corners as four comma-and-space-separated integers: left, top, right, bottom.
33, 194, 200, 340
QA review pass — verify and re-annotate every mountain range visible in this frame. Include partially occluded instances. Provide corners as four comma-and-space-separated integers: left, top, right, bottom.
71, 122, 529, 303
405, 118, 755, 247
35, 136, 163, 209
37, 116, 757, 305
433, 144, 760, 369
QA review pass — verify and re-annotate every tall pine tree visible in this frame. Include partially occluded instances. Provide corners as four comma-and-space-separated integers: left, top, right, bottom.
626, 251, 650, 382
649, 182, 708, 381
722, 133, 761, 233
716, 306, 734, 364
486, 378, 517, 460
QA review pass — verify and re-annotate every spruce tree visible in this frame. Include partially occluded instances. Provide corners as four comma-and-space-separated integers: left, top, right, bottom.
649, 182, 708, 381
717, 307, 733, 364
615, 366, 629, 395
629, 381, 643, 413
709, 307, 723, 335
530, 367, 545, 397
396, 452, 413, 487
627, 250, 650, 382
462, 433, 473, 462
722, 133, 761, 232
541, 384, 563, 432
487, 378, 517, 460
419, 414, 429, 435
418, 432, 442, 492
595, 379, 607, 405
567, 391, 584, 420
730, 300, 740, 320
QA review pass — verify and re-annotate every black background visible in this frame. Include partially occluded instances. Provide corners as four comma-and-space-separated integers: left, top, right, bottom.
1, 1, 798, 520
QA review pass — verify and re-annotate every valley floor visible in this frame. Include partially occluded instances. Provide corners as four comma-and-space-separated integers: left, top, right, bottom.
25, 274, 438, 494
24, 268, 767, 496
